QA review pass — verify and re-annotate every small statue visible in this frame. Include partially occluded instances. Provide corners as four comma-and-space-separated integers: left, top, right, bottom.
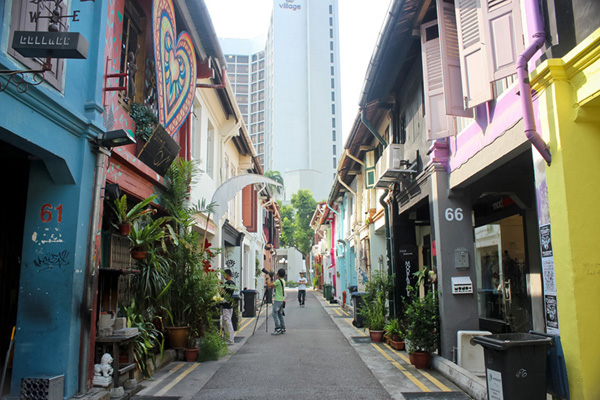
93, 353, 114, 387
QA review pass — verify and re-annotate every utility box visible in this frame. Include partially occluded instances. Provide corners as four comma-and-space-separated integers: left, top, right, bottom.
455, 247, 470, 269
21, 375, 64, 400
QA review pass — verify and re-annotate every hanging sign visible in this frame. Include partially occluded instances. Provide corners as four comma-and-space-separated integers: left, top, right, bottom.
137, 124, 180, 176
12, 31, 89, 59
153, 0, 196, 137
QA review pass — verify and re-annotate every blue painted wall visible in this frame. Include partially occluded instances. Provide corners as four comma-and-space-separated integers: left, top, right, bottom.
0, 0, 108, 396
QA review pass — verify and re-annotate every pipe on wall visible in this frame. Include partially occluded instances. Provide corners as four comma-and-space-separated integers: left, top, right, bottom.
517, 0, 551, 165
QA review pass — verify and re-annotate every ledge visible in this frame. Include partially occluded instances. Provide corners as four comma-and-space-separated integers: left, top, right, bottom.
431, 355, 487, 400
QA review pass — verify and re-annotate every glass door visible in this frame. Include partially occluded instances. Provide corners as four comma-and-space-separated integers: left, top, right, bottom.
475, 215, 531, 332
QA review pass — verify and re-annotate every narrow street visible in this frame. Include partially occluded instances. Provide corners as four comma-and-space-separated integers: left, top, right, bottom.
133, 291, 470, 400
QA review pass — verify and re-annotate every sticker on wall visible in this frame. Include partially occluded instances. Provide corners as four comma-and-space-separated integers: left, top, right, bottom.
153, 0, 196, 137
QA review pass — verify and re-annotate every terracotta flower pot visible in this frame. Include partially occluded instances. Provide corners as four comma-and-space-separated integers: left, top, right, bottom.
389, 338, 405, 351
131, 250, 147, 260
184, 348, 198, 362
369, 329, 384, 343
166, 326, 191, 349
118, 223, 132, 235
412, 351, 431, 369
409, 352, 415, 365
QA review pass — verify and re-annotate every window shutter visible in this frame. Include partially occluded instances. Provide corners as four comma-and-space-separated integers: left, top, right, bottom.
438, 1, 473, 118
482, 0, 524, 81
455, 0, 493, 108
421, 20, 454, 140
365, 150, 375, 189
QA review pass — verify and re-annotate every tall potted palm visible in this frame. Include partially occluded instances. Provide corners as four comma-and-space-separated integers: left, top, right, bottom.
405, 287, 439, 369
359, 271, 394, 342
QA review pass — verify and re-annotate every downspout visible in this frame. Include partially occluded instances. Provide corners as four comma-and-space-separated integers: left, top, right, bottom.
80, 147, 108, 395
379, 189, 395, 318
360, 106, 388, 147
517, 0, 551, 165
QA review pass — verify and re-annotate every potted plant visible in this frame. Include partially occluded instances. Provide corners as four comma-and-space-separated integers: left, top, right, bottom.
384, 318, 405, 350
128, 216, 168, 260
405, 287, 439, 369
130, 102, 158, 142
184, 330, 199, 362
359, 271, 394, 342
111, 194, 157, 235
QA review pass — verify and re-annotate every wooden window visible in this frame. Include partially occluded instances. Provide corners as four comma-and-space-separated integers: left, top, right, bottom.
8, 0, 67, 90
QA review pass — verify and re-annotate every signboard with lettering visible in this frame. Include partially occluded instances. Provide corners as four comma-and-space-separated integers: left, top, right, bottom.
137, 124, 180, 176
12, 31, 89, 59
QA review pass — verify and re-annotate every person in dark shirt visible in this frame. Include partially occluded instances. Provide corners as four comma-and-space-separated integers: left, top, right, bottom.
222, 269, 236, 345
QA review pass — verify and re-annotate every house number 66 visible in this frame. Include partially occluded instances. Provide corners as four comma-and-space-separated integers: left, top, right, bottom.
444, 207, 464, 222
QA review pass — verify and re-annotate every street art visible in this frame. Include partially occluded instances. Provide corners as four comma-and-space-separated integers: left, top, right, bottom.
32, 250, 70, 271
152, 0, 196, 136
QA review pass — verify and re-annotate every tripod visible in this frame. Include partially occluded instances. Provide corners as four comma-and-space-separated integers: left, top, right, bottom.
252, 286, 273, 335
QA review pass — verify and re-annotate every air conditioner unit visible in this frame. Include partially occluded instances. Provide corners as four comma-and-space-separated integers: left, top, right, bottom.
457, 330, 492, 377
374, 144, 416, 188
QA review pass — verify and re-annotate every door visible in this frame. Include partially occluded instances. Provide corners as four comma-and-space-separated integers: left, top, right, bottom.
475, 214, 531, 333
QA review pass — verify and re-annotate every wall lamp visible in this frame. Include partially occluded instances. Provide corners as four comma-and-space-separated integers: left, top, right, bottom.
98, 129, 136, 148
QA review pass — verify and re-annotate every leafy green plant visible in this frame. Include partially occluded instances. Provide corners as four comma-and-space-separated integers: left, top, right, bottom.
286, 280, 298, 288
359, 271, 394, 331
129, 216, 169, 251
130, 103, 158, 141
197, 329, 228, 361
405, 287, 439, 353
384, 318, 405, 341
111, 194, 157, 229
121, 301, 165, 378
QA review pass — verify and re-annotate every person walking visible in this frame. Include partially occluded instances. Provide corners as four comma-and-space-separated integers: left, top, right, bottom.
297, 271, 307, 307
266, 268, 286, 335
222, 269, 236, 345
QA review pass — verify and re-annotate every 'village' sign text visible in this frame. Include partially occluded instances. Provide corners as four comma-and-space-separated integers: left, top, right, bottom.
12, 31, 89, 59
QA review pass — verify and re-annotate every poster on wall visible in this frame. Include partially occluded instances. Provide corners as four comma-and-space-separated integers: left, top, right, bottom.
545, 295, 559, 332
540, 224, 553, 258
542, 259, 556, 294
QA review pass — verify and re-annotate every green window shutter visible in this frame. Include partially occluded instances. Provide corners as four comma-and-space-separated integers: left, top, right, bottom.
365, 150, 375, 189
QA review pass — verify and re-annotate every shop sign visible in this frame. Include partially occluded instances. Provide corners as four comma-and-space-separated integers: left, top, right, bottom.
137, 124, 180, 176
12, 31, 89, 59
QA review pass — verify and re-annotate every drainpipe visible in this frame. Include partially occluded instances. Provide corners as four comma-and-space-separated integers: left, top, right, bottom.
360, 106, 388, 147
379, 189, 395, 317
517, 0, 551, 165
79, 147, 109, 395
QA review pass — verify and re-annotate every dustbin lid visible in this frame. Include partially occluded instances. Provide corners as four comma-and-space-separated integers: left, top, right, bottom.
473, 332, 553, 350
242, 289, 257, 293
351, 292, 366, 298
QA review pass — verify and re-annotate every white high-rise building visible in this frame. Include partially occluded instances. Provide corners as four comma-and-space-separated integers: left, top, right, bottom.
221, 0, 342, 202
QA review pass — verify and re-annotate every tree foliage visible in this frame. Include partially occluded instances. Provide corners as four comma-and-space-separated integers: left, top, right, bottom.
264, 170, 284, 197
279, 189, 317, 257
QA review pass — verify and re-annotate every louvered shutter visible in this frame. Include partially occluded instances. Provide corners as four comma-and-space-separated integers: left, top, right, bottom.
421, 20, 455, 140
455, 0, 493, 108
438, 1, 473, 118
365, 150, 375, 189
482, 0, 524, 81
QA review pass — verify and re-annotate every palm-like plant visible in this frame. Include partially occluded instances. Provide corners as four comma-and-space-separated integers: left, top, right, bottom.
111, 194, 157, 232
264, 170, 284, 198
128, 216, 169, 251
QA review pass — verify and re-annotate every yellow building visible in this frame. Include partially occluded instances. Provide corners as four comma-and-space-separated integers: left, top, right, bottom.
532, 28, 600, 400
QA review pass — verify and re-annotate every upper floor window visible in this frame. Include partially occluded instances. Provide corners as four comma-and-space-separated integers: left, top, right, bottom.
8, 0, 69, 90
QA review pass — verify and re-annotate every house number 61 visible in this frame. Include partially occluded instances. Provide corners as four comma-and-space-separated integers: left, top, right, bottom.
444, 207, 463, 222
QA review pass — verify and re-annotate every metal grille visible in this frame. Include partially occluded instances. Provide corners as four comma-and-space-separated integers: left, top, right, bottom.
109, 233, 131, 269
21, 376, 64, 400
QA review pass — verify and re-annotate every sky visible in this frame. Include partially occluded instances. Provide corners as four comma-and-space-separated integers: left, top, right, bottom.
204, 0, 392, 143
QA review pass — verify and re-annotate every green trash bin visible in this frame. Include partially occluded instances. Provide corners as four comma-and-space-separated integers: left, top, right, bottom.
323, 284, 332, 301
473, 332, 553, 400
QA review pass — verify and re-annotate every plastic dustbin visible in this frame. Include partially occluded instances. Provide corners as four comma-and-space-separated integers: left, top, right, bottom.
473, 332, 553, 400
351, 292, 366, 328
323, 284, 333, 301
241, 290, 257, 317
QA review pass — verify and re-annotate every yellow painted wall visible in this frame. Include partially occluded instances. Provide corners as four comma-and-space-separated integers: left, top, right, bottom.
532, 29, 600, 400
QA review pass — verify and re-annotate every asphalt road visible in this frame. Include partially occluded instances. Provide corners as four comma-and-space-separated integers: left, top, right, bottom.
193, 290, 391, 399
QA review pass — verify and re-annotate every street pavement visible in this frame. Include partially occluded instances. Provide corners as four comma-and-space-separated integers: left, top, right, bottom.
133, 290, 472, 400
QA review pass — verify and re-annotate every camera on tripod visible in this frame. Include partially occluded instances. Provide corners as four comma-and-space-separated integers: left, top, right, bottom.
261, 268, 275, 280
